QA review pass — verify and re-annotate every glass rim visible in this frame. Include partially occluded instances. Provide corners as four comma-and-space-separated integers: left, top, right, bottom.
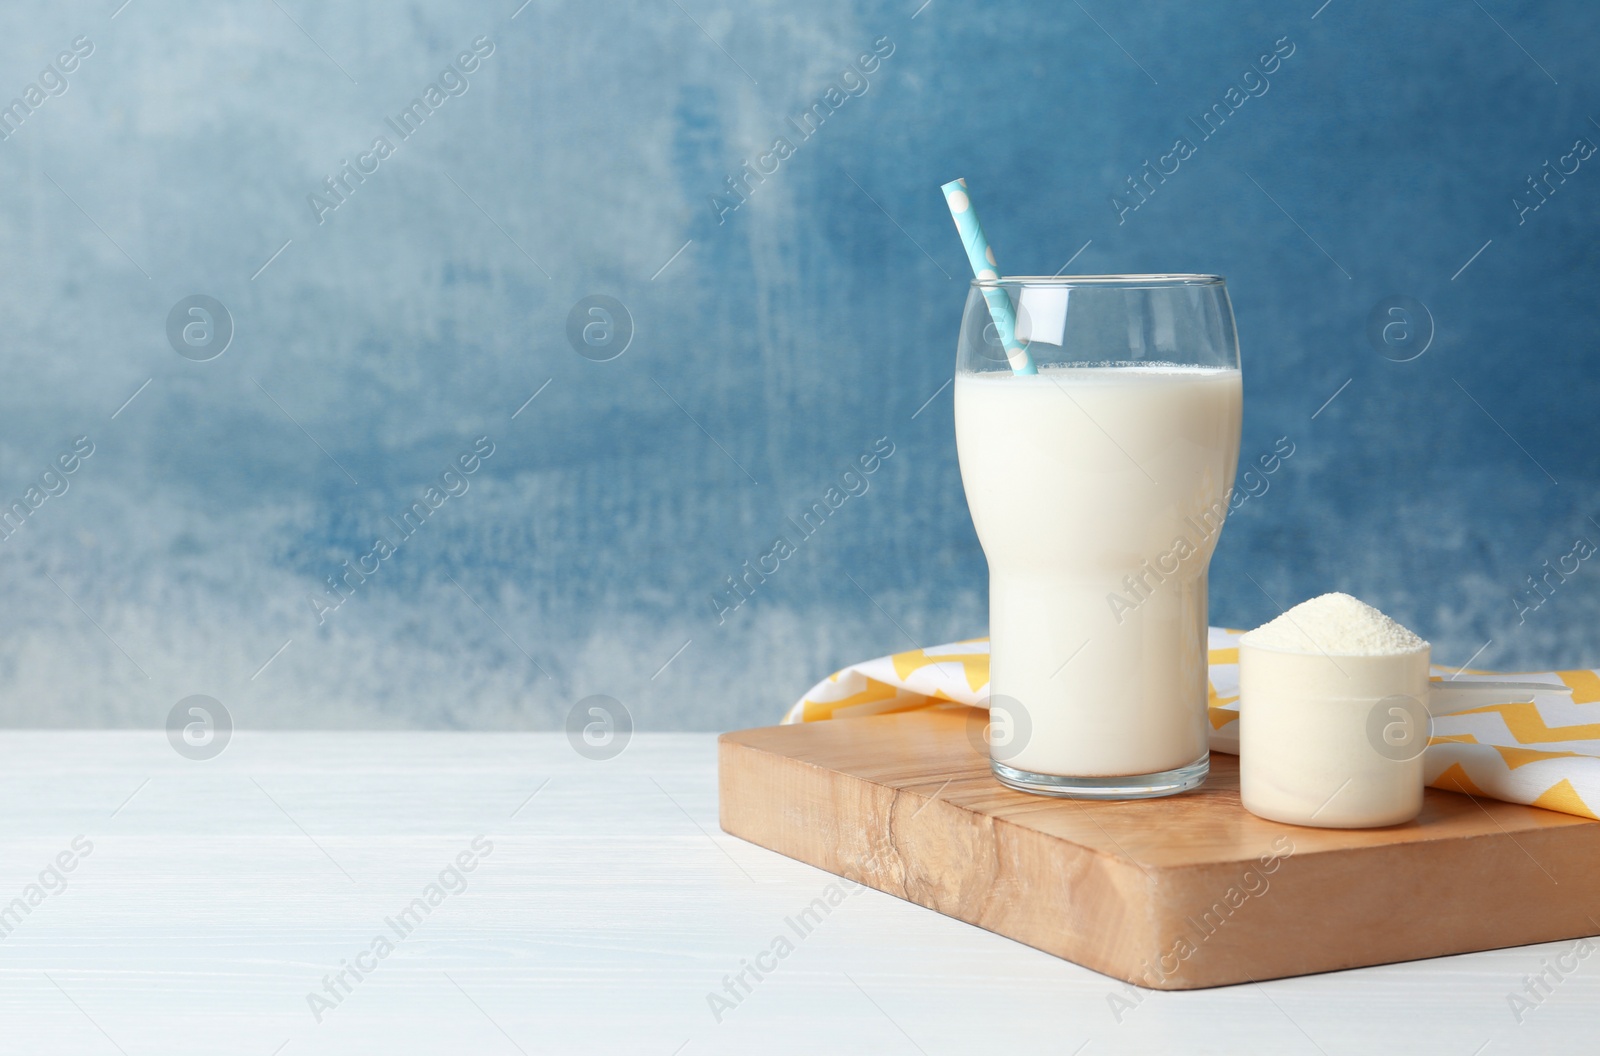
969, 273, 1225, 289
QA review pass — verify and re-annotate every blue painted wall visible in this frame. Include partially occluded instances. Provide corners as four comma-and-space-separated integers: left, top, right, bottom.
0, 0, 1595, 729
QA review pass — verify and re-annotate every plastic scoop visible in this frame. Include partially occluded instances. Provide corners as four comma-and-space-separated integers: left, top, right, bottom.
1241, 647, 1577, 830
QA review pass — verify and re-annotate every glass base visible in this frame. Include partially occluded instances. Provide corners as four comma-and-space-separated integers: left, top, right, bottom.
990, 753, 1209, 799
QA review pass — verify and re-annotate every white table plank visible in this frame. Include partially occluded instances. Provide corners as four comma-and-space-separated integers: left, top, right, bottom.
0, 732, 1590, 1055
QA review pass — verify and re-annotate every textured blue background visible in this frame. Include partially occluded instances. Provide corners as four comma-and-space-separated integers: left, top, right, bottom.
0, 0, 1595, 729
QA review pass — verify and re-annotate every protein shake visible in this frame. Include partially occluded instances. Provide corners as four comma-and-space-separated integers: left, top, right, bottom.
956, 364, 1243, 782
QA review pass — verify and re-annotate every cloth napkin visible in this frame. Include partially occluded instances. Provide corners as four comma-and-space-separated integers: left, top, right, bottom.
785, 628, 1600, 821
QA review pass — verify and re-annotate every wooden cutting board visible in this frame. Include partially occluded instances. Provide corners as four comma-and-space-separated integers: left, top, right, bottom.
718, 706, 1600, 990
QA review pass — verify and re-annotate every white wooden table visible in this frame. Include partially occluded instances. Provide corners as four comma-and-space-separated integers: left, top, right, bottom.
0, 732, 1590, 1055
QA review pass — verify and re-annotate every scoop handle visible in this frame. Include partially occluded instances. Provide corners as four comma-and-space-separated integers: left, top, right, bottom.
1428, 680, 1572, 716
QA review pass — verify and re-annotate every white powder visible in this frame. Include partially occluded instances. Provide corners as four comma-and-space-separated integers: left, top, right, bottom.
1240, 592, 1427, 656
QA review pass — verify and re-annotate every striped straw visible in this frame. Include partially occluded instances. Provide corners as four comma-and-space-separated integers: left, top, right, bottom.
940, 178, 1036, 376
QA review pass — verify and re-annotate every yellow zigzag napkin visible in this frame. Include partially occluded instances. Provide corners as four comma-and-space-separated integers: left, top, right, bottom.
784, 629, 1600, 821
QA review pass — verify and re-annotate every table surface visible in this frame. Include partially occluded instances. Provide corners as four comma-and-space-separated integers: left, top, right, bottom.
0, 732, 1592, 1056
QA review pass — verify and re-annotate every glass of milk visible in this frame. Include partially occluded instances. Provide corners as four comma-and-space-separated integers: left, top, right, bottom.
954, 276, 1242, 797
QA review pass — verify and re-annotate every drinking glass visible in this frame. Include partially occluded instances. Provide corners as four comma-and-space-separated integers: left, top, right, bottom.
954, 275, 1242, 797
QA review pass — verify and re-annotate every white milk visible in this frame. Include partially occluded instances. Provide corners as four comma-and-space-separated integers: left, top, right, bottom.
955, 365, 1242, 778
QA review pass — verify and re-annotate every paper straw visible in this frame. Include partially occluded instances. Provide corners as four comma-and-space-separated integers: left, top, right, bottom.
940, 178, 1036, 375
